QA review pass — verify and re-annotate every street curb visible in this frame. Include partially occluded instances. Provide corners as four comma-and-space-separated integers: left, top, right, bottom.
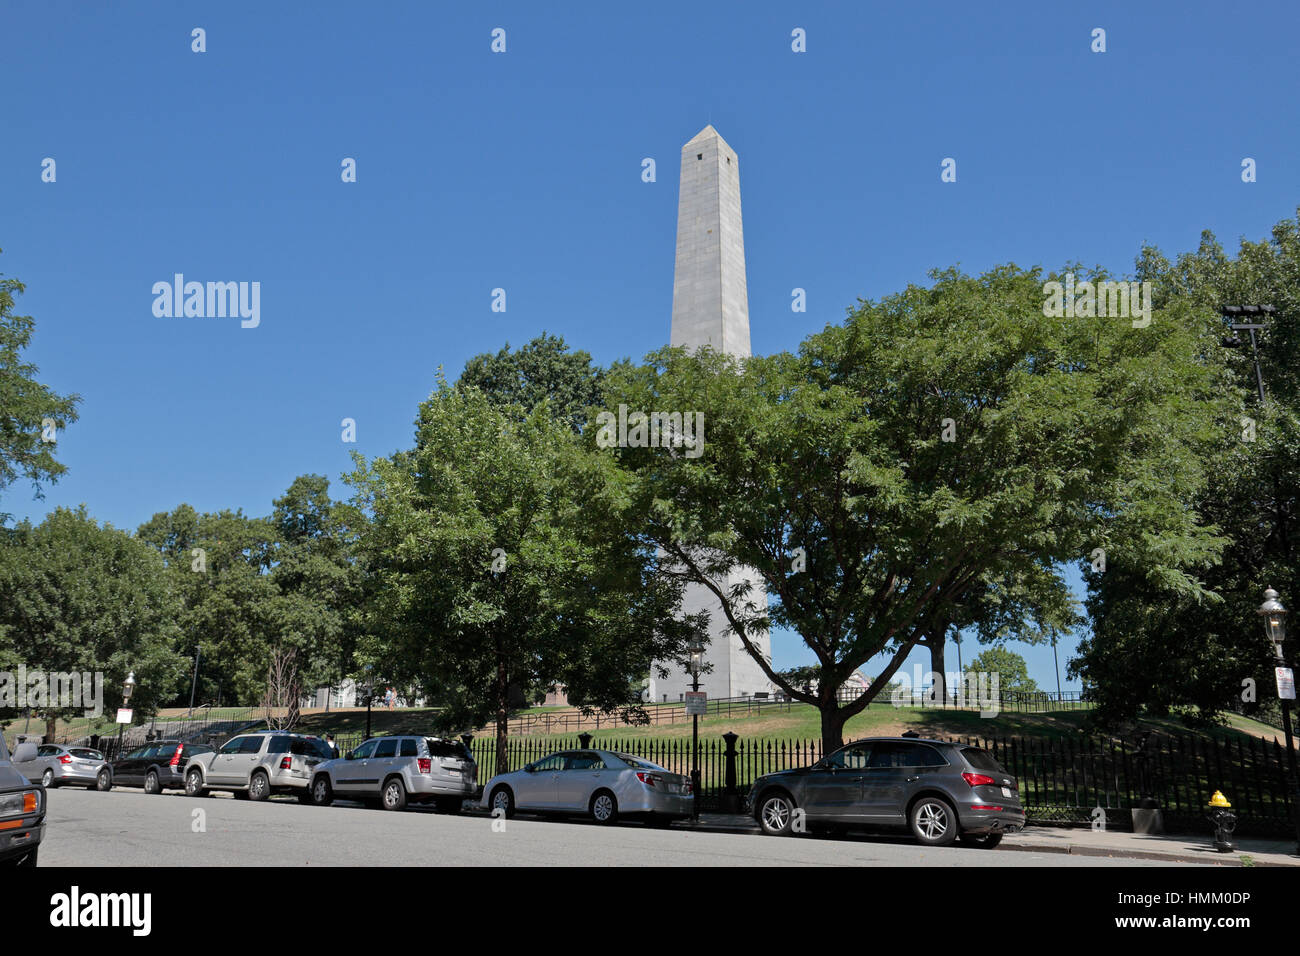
1000, 840, 1293, 867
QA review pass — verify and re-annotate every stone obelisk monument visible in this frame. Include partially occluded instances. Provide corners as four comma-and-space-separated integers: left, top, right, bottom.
649, 126, 773, 702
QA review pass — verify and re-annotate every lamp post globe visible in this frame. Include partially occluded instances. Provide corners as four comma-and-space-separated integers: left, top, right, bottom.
1260, 588, 1288, 649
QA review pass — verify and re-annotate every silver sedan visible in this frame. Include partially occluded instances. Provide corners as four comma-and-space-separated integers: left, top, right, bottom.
480, 749, 693, 825
13, 744, 111, 790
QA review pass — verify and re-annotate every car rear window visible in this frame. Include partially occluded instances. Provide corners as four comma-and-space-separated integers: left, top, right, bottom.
289, 738, 332, 759
399, 739, 418, 757
961, 748, 1008, 774
426, 739, 471, 760
70, 749, 103, 760
615, 754, 665, 771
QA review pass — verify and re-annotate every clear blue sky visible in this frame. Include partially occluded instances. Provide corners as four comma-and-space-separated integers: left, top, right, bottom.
3, 1, 1297, 691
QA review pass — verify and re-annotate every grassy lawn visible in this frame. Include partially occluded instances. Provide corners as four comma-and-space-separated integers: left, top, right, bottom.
292, 701, 1283, 749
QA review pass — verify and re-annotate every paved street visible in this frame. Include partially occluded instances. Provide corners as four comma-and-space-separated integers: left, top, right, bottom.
39, 787, 1197, 867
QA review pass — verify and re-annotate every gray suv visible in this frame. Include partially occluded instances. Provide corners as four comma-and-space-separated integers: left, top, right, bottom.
747, 736, 1024, 848
184, 731, 332, 802
0, 738, 44, 867
309, 735, 478, 812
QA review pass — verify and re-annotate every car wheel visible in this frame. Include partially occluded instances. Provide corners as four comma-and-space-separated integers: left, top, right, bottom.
959, 832, 1004, 849
382, 777, 407, 811
248, 771, 270, 802
910, 796, 959, 847
590, 789, 618, 825
490, 785, 515, 819
41, 768, 54, 788
95, 769, 112, 792
757, 791, 797, 836
144, 770, 160, 795
185, 768, 208, 798
435, 796, 462, 814
311, 776, 333, 807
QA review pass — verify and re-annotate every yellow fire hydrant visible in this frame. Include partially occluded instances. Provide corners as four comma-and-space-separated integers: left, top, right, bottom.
1206, 790, 1237, 852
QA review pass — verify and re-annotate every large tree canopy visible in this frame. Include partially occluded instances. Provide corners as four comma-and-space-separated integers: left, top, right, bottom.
0, 506, 185, 739
604, 263, 1232, 750
1074, 211, 1300, 727
345, 381, 693, 770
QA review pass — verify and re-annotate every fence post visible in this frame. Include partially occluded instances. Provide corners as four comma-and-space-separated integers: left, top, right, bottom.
721, 732, 741, 813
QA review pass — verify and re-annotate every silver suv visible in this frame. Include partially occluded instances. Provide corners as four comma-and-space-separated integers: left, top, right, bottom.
184, 731, 332, 802
309, 735, 478, 812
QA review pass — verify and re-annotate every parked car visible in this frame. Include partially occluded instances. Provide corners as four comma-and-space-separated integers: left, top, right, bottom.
111, 740, 215, 794
0, 738, 45, 867
14, 744, 111, 790
746, 737, 1024, 847
185, 731, 332, 802
481, 749, 692, 826
309, 735, 479, 812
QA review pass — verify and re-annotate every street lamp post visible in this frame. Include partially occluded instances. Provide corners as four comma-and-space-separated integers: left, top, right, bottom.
116, 671, 136, 760
1258, 589, 1300, 853
364, 664, 374, 741
1219, 305, 1275, 403
688, 641, 705, 822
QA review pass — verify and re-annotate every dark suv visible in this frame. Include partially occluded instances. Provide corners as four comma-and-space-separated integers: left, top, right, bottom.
110, 740, 216, 793
0, 738, 45, 867
747, 736, 1024, 848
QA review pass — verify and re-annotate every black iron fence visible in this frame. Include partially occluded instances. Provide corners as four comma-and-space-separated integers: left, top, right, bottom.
325, 727, 1291, 835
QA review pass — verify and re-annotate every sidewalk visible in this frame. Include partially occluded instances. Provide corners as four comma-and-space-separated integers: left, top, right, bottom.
675, 813, 1300, 866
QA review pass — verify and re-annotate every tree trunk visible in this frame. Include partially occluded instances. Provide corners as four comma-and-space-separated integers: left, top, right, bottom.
928, 632, 950, 704
818, 697, 847, 753
45, 713, 58, 744
495, 641, 509, 776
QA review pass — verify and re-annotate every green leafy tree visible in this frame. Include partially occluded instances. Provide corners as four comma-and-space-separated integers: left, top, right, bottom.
137, 505, 279, 706
968, 647, 1037, 694
0, 506, 185, 739
264, 475, 364, 712
604, 263, 1230, 751
1074, 211, 1300, 726
345, 381, 693, 771
457, 332, 609, 432
0, 256, 81, 520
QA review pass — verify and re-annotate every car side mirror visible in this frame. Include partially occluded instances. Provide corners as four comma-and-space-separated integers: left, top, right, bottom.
12, 743, 37, 764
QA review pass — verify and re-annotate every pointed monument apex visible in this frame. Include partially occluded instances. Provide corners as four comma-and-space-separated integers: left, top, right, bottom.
670, 125, 751, 358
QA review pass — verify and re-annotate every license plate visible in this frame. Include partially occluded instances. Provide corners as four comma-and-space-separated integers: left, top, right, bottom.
1001, 787, 1013, 798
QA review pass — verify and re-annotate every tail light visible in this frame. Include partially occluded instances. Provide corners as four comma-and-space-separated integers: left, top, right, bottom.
59, 755, 73, 765
279, 756, 292, 770
418, 758, 432, 774
636, 772, 659, 788
971, 805, 1004, 811
170, 745, 184, 768
962, 772, 996, 788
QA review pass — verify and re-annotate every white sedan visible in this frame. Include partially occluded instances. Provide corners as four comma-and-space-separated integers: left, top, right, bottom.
481, 749, 693, 825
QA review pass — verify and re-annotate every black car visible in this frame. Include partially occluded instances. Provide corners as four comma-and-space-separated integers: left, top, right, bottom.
0, 737, 45, 867
747, 736, 1025, 848
111, 740, 217, 793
